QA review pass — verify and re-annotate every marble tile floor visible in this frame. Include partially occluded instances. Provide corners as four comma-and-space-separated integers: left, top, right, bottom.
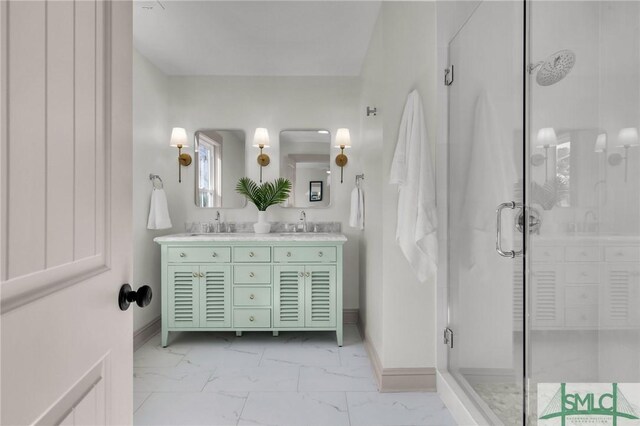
134, 324, 456, 426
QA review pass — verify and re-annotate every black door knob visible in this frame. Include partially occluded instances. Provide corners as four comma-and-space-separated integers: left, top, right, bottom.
119, 284, 152, 311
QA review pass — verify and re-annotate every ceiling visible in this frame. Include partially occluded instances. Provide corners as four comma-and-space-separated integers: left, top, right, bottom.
134, 1, 381, 76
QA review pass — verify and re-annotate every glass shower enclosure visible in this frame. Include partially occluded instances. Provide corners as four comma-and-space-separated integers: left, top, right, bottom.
447, 1, 640, 424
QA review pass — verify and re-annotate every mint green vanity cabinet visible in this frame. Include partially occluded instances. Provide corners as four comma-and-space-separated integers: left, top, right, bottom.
305, 265, 337, 328
273, 265, 337, 328
167, 264, 231, 329
156, 234, 346, 347
273, 266, 305, 327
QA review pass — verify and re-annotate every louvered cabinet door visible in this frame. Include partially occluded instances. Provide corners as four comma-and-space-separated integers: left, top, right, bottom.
200, 265, 231, 328
531, 264, 563, 329
305, 265, 337, 327
274, 266, 305, 327
604, 264, 640, 328
168, 265, 200, 328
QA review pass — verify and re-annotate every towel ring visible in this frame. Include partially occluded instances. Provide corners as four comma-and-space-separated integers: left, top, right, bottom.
355, 174, 364, 187
149, 174, 164, 189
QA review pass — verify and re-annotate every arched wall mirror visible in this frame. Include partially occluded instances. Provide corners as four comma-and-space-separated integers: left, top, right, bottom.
279, 129, 331, 208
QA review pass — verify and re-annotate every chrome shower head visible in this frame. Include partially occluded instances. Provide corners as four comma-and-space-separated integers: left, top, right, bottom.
530, 50, 576, 86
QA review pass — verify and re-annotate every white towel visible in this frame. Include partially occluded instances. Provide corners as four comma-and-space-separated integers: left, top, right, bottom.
461, 91, 517, 267
389, 90, 438, 282
147, 188, 172, 230
349, 186, 365, 230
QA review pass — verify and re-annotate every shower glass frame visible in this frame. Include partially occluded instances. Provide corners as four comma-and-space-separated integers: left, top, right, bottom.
445, 1, 528, 424
447, 1, 640, 424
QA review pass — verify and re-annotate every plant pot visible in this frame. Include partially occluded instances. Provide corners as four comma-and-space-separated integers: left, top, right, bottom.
253, 211, 271, 234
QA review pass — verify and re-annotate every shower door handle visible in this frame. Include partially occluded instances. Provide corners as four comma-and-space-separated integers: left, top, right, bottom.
496, 201, 524, 258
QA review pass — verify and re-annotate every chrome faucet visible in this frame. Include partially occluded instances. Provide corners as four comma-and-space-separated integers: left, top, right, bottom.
584, 210, 598, 223
298, 210, 308, 233
583, 210, 599, 233
213, 210, 221, 233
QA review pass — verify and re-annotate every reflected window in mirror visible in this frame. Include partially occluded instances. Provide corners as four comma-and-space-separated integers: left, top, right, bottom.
309, 181, 323, 202
194, 130, 247, 208
197, 134, 222, 207
280, 130, 331, 208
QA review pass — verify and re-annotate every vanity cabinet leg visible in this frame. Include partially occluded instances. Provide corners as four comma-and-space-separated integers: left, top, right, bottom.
162, 329, 169, 348
273, 331, 279, 337
236, 331, 243, 337
336, 328, 343, 347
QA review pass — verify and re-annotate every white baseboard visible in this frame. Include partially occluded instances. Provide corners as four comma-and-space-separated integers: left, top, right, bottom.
343, 308, 359, 324
363, 333, 436, 392
133, 317, 161, 351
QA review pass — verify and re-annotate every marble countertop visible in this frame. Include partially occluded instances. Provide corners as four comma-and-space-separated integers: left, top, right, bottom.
534, 234, 640, 243
154, 232, 348, 243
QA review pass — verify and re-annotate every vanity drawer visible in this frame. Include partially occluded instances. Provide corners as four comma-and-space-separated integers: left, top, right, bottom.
167, 246, 231, 263
565, 285, 598, 307
233, 265, 271, 284
233, 247, 271, 263
233, 287, 271, 307
565, 247, 601, 262
274, 246, 336, 263
233, 308, 271, 328
565, 306, 598, 327
532, 247, 564, 262
605, 247, 640, 262
565, 264, 599, 283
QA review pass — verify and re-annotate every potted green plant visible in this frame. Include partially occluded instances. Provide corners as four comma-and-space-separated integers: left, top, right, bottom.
236, 177, 292, 233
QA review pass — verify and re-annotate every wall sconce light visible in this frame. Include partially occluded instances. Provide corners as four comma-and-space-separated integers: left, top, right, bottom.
535, 127, 558, 181
594, 133, 607, 153
608, 127, 639, 182
253, 128, 270, 183
334, 128, 351, 184
170, 127, 192, 183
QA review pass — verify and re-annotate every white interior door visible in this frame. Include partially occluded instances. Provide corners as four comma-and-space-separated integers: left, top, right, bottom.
1, 1, 133, 424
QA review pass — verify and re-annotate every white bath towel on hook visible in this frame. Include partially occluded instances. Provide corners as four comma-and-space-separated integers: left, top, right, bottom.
147, 188, 172, 230
349, 184, 365, 230
389, 89, 438, 282
462, 90, 517, 268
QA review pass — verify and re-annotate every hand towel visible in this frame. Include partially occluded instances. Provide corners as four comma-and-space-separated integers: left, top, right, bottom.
349, 186, 365, 230
389, 90, 438, 282
147, 188, 172, 230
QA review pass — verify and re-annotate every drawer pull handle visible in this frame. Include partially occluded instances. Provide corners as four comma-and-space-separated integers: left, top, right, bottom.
249, 252, 255, 257
212, 252, 217, 257
287, 252, 292, 257
299, 272, 304, 277
581, 272, 588, 277
617, 252, 624, 256
306, 272, 310, 277
249, 316, 255, 322
249, 272, 255, 278
193, 272, 198, 277
200, 273, 205, 277
318, 251, 323, 257
250, 294, 255, 300
581, 252, 587, 256
180, 253, 186, 257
